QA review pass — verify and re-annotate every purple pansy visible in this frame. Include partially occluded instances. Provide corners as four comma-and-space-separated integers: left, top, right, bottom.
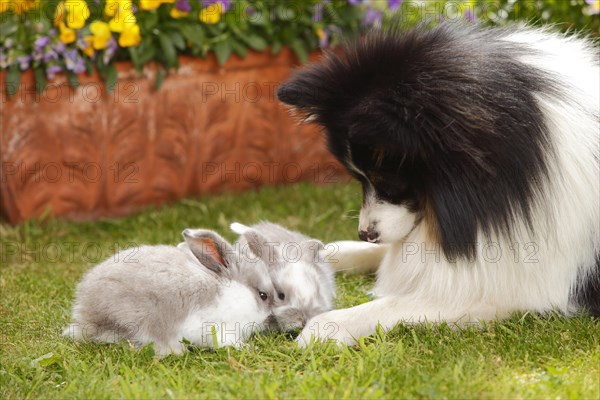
0, 50, 9, 69
54, 42, 66, 54
175, 0, 192, 12
17, 55, 32, 71
388, 0, 402, 11
465, 9, 476, 22
313, 2, 323, 22
103, 37, 118, 66
43, 49, 59, 63
34, 36, 50, 50
46, 64, 62, 80
64, 49, 85, 74
363, 7, 382, 26
585, 0, 600, 14
202, 0, 231, 12
33, 50, 43, 62
318, 27, 329, 48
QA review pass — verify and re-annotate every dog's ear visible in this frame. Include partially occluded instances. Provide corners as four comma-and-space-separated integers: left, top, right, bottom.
277, 55, 344, 122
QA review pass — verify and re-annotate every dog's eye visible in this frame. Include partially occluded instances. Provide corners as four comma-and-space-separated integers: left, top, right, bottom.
259, 291, 268, 301
278, 292, 285, 300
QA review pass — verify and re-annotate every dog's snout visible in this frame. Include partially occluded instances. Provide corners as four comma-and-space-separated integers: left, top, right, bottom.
358, 230, 369, 241
359, 229, 380, 243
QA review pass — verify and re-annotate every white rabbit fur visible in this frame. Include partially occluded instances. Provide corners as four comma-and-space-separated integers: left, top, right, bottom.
63, 229, 276, 356
230, 221, 336, 330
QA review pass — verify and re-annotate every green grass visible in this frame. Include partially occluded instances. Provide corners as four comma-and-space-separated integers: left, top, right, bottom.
1, 182, 599, 399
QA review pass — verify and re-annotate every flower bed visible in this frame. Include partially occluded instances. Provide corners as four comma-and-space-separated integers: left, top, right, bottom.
2, 0, 596, 97
1, 0, 597, 224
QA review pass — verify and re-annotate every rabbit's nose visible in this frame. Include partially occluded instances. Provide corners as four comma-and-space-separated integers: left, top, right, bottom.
264, 314, 278, 329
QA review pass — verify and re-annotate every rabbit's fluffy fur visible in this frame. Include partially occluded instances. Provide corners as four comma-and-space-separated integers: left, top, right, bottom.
64, 230, 276, 355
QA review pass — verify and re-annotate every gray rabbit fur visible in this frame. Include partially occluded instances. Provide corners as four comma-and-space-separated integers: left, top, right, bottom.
230, 221, 335, 330
63, 229, 276, 356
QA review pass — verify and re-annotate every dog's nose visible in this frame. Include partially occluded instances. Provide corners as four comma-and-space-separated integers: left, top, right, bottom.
367, 230, 380, 243
359, 229, 380, 243
358, 230, 369, 241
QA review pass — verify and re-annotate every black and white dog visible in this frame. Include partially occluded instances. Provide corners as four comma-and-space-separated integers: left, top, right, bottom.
277, 23, 600, 346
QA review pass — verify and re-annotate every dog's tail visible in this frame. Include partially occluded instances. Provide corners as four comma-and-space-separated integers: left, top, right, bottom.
322, 241, 387, 274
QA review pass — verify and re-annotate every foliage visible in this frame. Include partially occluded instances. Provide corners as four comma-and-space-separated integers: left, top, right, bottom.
0, 0, 367, 95
0, 0, 598, 95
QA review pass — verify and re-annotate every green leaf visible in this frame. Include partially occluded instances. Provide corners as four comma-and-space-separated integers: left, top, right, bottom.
5, 66, 21, 98
168, 31, 186, 51
138, 42, 156, 65
33, 67, 46, 95
141, 11, 159, 31
85, 58, 94, 75
66, 71, 79, 88
155, 68, 164, 91
290, 39, 308, 64
105, 63, 118, 93
247, 10, 268, 26
180, 24, 206, 46
271, 40, 282, 55
158, 32, 177, 67
240, 34, 268, 51
213, 40, 232, 66
0, 20, 18, 37
275, 6, 296, 21
128, 46, 142, 72
230, 39, 248, 58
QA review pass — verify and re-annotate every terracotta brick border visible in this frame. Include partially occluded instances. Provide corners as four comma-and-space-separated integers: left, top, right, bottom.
0, 49, 345, 224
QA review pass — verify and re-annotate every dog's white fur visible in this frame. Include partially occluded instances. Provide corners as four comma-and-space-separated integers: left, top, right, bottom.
297, 28, 600, 346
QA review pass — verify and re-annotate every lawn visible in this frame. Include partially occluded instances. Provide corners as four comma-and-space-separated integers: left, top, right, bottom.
1, 181, 599, 399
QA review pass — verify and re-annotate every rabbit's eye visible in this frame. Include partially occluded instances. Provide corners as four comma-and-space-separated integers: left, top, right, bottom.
278, 292, 285, 300
259, 291, 268, 301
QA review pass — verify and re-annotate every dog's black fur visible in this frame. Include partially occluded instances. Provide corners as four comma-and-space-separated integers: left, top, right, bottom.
278, 24, 562, 260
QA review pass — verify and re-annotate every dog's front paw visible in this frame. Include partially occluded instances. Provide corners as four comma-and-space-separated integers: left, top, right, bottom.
296, 310, 359, 348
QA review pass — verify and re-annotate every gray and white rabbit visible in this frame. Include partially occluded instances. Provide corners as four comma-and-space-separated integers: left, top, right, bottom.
230, 221, 335, 331
63, 229, 276, 356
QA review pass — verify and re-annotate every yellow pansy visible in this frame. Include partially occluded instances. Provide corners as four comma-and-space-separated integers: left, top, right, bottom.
65, 0, 90, 29
1, 0, 11, 13
119, 23, 141, 47
105, 0, 131, 17
59, 21, 76, 44
89, 21, 112, 50
109, 9, 136, 32
170, 7, 189, 19
104, 0, 118, 16
8, 0, 39, 14
199, 3, 222, 24
139, 0, 161, 11
82, 37, 95, 57
315, 28, 326, 42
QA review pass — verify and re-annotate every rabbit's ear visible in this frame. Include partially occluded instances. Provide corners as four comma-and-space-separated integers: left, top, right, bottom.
182, 229, 235, 274
243, 230, 281, 266
230, 222, 250, 235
